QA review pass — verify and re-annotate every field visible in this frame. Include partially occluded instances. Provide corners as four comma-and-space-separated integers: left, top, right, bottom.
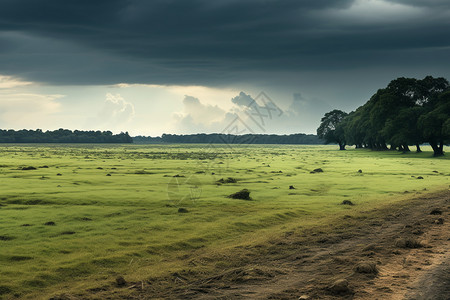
0, 144, 449, 299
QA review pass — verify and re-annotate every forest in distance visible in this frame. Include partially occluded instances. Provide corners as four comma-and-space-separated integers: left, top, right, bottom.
133, 133, 323, 144
0, 129, 133, 144
0, 130, 323, 145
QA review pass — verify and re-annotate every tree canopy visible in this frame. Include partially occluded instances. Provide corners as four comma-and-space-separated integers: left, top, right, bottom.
0, 129, 133, 143
316, 109, 348, 150
318, 76, 450, 156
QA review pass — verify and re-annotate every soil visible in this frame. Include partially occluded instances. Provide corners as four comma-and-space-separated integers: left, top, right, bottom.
84, 190, 450, 299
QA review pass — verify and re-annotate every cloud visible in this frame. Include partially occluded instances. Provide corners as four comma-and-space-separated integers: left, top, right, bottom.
285, 93, 333, 129
99, 93, 135, 125
181, 96, 225, 123
0, 0, 448, 86
0, 92, 62, 128
173, 95, 230, 133
386, 0, 450, 8
231, 92, 254, 107
172, 91, 333, 134
83, 93, 135, 133
322, 0, 424, 24
0, 75, 32, 89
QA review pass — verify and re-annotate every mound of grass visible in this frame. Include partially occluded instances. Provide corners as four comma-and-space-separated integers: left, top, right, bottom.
115, 276, 127, 286
329, 279, 350, 295
0, 285, 12, 296
341, 200, 355, 206
395, 238, 422, 248
60, 231, 76, 235
21, 166, 37, 170
134, 170, 154, 175
354, 262, 378, 274
228, 189, 251, 200
9, 255, 33, 262
217, 177, 237, 184
430, 208, 442, 215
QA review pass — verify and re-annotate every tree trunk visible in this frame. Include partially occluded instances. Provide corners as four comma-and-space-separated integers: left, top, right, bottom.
437, 141, 444, 156
339, 143, 346, 150
416, 144, 422, 153
403, 145, 410, 152
430, 141, 444, 157
434, 148, 444, 156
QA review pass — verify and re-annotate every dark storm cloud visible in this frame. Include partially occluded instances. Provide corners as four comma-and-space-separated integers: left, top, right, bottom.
0, 0, 449, 85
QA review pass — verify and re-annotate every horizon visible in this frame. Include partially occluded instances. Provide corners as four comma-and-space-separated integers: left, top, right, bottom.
0, 127, 320, 138
1, 1, 450, 135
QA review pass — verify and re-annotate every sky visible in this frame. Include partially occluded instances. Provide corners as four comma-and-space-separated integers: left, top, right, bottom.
1, 0, 449, 136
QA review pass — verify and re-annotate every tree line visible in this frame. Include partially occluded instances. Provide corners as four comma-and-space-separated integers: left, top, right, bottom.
133, 133, 323, 144
0, 129, 133, 143
317, 76, 450, 156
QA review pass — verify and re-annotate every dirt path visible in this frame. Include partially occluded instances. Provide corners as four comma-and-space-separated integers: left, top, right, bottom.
82, 190, 449, 300
405, 256, 450, 300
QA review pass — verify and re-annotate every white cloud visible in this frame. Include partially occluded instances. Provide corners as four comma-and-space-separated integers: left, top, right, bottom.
84, 93, 136, 132
100, 93, 135, 123
0, 75, 33, 89
172, 95, 231, 133
0, 93, 63, 128
112, 83, 240, 111
320, 0, 424, 24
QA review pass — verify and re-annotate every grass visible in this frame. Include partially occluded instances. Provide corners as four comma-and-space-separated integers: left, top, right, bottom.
0, 144, 449, 299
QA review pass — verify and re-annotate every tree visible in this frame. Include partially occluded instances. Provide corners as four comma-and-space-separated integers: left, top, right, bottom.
343, 110, 359, 148
317, 109, 348, 150
418, 91, 450, 156
382, 107, 424, 152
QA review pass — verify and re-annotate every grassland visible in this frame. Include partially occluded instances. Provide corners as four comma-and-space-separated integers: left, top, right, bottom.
0, 144, 449, 299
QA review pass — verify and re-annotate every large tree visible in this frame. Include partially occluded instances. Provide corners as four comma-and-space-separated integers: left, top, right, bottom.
317, 109, 348, 150
418, 91, 450, 156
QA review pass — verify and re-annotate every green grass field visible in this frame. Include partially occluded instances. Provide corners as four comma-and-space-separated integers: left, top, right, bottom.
0, 144, 449, 299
